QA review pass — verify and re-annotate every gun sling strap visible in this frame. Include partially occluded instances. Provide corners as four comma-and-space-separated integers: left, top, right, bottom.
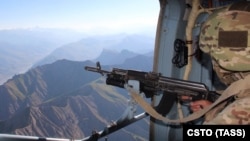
126, 74, 250, 124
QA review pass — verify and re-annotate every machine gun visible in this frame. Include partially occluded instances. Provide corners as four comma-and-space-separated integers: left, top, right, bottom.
85, 62, 220, 102
83, 62, 220, 141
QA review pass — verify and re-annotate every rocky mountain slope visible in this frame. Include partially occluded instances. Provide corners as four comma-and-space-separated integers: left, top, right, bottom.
0, 58, 151, 140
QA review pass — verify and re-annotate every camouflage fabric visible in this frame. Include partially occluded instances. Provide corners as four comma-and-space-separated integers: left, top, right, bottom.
199, 1, 250, 71
203, 96, 250, 124
198, 2, 250, 124
211, 59, 250, 85
203, 73, 250, 125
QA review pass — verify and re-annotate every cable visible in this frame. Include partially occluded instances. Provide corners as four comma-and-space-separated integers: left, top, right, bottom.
172, 39, 188, 68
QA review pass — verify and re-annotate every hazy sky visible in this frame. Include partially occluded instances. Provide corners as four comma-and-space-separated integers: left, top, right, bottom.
0, 0, 160, 34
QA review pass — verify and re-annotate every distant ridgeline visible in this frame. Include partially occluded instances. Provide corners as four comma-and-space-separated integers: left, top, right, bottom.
0, 53, 153, 140
0, 29, 154, 85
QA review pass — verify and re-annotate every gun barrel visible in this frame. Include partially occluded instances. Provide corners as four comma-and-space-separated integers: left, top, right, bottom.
84, 66, 110, 75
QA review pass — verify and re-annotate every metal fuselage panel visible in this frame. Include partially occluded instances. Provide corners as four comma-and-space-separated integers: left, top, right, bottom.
150, 0, 216, 141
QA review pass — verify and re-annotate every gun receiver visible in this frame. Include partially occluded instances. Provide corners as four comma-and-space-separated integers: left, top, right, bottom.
84, 62, 220, 102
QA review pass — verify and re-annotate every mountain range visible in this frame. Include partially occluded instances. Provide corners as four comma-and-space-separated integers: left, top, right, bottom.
0, 36, 154, 141
0, 29, 154, 85
33, 34, 154, 67
0, 58, 152, 140
0, 28, 86, 85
